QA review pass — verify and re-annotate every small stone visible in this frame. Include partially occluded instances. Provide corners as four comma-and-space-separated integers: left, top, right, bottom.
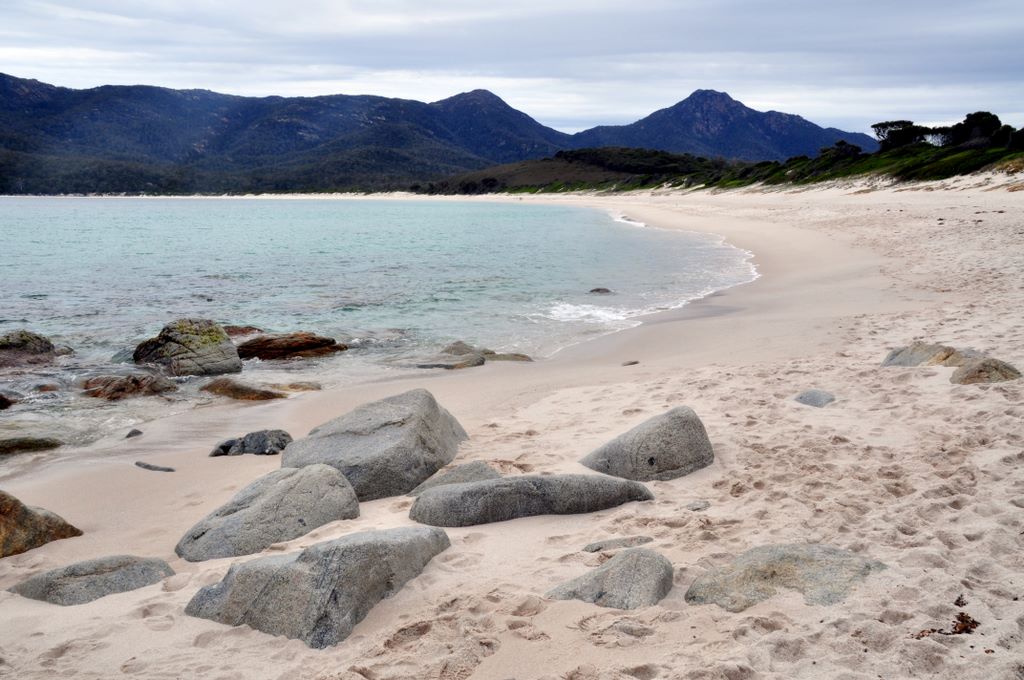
8, 555, 173, 606
209, 429, 292, 456
582, 536, 653, 552
134, 461, 174, 472
126, 429, 143, 439
589, 288, 613, 294
417, 354, 486, 370
794, 389, 836, 408
686, 500, 711, 512
621, 360, 639, 367
0, 394, 14, 410
547, 548, 674, 609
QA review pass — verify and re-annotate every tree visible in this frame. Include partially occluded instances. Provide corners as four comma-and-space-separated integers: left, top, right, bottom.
871, 120, 930, 151
943, 111, 1003, 147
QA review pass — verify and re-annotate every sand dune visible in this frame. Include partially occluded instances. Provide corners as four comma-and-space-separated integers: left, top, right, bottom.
1, 175, 1023, 679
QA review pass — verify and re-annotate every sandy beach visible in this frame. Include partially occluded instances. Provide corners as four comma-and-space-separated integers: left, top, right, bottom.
2, 174, 1023, 679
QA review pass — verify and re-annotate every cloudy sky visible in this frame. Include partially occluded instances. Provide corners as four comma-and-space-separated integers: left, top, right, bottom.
2, 0, 1022, 134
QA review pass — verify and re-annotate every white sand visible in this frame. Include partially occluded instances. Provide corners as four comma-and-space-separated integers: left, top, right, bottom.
2, 174, 1023, 679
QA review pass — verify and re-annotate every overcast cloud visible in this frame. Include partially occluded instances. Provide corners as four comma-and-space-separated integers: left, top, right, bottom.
2, 0, 1022, 133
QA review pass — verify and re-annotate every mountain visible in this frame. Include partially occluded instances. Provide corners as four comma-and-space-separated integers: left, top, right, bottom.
570, 90, 876, 161
0, 73, 876, 193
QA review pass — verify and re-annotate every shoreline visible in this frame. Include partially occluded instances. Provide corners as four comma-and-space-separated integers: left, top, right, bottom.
2, 180, 1023, 679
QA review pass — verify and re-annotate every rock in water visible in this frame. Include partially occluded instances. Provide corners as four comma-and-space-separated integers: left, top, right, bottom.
175, 464, 359, 561
281, 389, 468, 501
135, 461, 174, 472
237, 332, 347, 360
408, 460, 501, 496
416, 354, 486, 370
881, 342, 980, 367
684, 543, 887, 612
125, 429, 143, 439
0, 394, 14, 410
8, 555, 173, 605
222, 325, 263, 337
1, 490, 82, 558
580, 407, 714, 481
185, 526, 450, 648
200, 378, 286, 401
794, 389, 836, 408
82, 374, 178, 400
0, 329, 58, 368
547, 548, 674, 609
950, 358, 1021, 384
209, 429, 293, 457
0, 437, 63, 456
409, 474, 653, 527
582, 536, 653, 553
133, 319, 242, 376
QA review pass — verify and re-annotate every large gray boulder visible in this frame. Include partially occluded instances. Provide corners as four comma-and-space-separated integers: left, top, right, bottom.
133, 319, 242, 376
881, 342, 980, 367
684, 543, 886, 612
580, 407, 714, 482
185, 526, 450, 648
547, 548, 674, 609
950, 358, 1021, 384
1, 490, 82, 558
409, 474, 653, 527
408, 460, 501, 497
281, 389, 468, 501
8, 555, 173, 606
175, 464, 359, 562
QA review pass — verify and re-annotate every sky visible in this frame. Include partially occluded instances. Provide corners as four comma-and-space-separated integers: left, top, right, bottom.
2, 0, 1022, 134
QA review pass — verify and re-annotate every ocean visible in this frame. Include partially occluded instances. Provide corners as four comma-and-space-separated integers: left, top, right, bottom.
0, 197, 756, 450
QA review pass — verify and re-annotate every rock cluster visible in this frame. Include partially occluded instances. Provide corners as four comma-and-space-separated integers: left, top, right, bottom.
580, 407, 714, 481
133, 319, 241, 376
185, 527, 450, 648
1, 490, 82, 558
282, 389, 468, 500
409, 474, 653, 527
8, 555, 173, 605
883, 341, 1020, 384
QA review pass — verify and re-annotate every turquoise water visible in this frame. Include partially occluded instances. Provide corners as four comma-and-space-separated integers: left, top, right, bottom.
0, 197, 756, 447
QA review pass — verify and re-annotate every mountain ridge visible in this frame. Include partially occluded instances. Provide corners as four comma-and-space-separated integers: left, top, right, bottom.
0, 72, 877, 193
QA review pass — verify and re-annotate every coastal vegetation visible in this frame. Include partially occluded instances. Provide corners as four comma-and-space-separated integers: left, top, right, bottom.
424, 111, 1024, 194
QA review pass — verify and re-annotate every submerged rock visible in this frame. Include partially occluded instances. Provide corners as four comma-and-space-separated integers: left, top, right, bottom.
126, 429, 143, 439
200, 378, 286, 401
548, 548, 674, 609
0, 394, 15, 410
0, 330, 58, 368
237, 332, 347, 360
582, 535, 653, 553
409, 474, 653, 527
417, 354, 486, 370
408, 460, 501, 496
210, 429, 293, 457
589, 288, 613, 294
950, 358, 1021, 384
422, 341, 532, 369
82, 374, 178, 400
282, 389, 468, 501
133, 319, 242, 376
794, 389, 836, 408
1, 490, 82, 558
176, 464, 359, 561
684, 543, 886, 612
185, 526, 450, 648
8, 555, 173, 605
580, 406, 714, 481
0, 437, 63, 456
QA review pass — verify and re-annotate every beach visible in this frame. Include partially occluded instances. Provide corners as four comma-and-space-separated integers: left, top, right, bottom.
1, 175, 1023, 679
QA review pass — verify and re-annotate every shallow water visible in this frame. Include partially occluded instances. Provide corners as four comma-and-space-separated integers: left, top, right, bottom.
0, 197, 756, 449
